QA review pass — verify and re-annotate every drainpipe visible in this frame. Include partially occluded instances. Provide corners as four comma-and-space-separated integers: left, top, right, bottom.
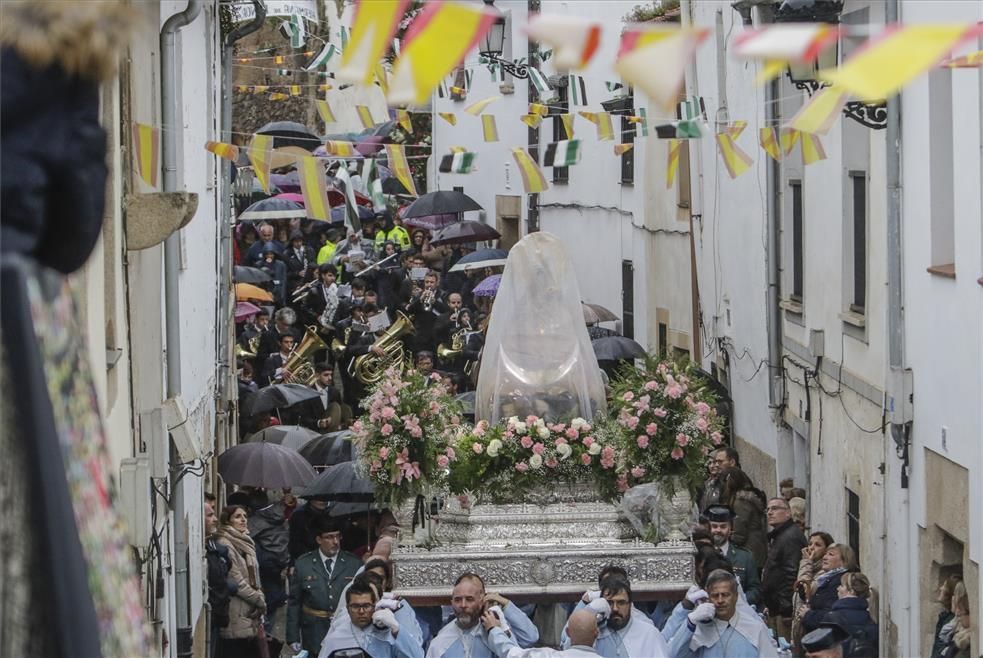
161, 3, 202, 656
765, 76, 782, 408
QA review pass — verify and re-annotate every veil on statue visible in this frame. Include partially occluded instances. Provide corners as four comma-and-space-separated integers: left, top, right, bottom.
475, 232, 607, 425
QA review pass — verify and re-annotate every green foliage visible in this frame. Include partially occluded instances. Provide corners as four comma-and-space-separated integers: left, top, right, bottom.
623, 0, 681, 23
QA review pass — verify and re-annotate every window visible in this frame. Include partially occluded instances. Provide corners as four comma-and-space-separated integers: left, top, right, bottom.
620, 88, 635, 185
790, 181, 804, 301
847, 488, 860, 564
658, 322, 668, 357
850, 173, 866, 313
551, 85, 569, 183
622, 260, 635, 340
928, 68, 955, 272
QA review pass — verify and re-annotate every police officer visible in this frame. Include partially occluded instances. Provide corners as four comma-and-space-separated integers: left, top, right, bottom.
801, 622, 850, 657
287, 517, 362, 656
705, 504, 762, 607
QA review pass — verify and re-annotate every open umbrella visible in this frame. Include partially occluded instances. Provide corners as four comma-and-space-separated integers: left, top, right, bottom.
246, 424, 321, 451
272, 192, 306, 204
592, 336, 646, 361
588, 325, 620, 340
256, 120, 321, 151
239, 197, 306, 221
247, 383, 322, 416
583, 303, 619, 324
235, 283, 274, 302
328, 501, 385, 518
402, 214, 459, 231
295, 461, 374, 501
448, 248, 509, 273
401, 190, 482, 218
298, 430, 354, 466
235, 301, 262, 322
233, 266, 272, 284
271, 171, 301, 192
330, 205, 375, 225
430, 220, 501, 246
218, 442, 317, 488
472, 274, 501, 297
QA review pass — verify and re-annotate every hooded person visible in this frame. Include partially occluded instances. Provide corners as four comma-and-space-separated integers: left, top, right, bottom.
318, 576, 424, 658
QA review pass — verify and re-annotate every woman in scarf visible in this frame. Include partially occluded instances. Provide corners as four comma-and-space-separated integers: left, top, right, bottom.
800, 543, 857, 635
215, 504, 267, 658
940, 582, 971, 658
791, 531, 834, 652
931, 575, 963, 658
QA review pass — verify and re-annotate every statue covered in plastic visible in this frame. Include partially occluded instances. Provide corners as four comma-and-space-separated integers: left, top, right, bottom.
476, 232, 607, 424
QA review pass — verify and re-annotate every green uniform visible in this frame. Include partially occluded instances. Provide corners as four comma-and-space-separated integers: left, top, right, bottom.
286, 549, 361, 655
725, 542, 762, 607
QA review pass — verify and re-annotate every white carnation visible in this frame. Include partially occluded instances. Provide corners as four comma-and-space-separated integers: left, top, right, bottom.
571, 417, 588, 431
537, 426, 551, 439
529, 454, 543, 469
557, 443, 573, 460
487, 439, 503, 457
513, 421, 527, 434
588, 442, 602, 455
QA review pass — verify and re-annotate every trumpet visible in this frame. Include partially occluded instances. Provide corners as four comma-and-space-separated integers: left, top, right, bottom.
291, 279, 317, 304
421, 288, 436, 313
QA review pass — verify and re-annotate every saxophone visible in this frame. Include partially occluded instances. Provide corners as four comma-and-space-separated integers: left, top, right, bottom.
353, 312, 416, 384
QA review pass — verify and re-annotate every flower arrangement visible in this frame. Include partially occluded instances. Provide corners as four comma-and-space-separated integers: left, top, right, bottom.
448, 414, 619, 503
606, 357, 726, 496
351, 367, 466, 505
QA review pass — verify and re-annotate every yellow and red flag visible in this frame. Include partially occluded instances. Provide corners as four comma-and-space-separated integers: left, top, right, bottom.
396, 109, 414, 133
666, 139, 681, 189
511, 147, 549, 194
787, 86, 848, 135
465, 95, 502, 116
132, 122, 160, 187
482, 115, 499, 143
247, 134, 274, 193
326, 141, 357, 157
716, 122, 753, 179
942, 50, 983, 68
759, 128, 782, 162
338, 0, 410, 84
524, 14, 601, 72
297, 155, 332, 221
316, 99, 336, 126
616, 25, 709, 112
384, 144, 418, 196
388, 1, 497, 105
205, 141, 239, 162
733, 24, 840, 83
356, 105, 376, 129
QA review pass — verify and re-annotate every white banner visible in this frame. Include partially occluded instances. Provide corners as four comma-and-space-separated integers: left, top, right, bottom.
231, 0, 318, 23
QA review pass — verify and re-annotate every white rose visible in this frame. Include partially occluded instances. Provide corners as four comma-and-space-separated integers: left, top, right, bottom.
487, 439, 503, 457
507, 416, 520, 429
571, 417, 588, 430
537, 426, 551, 439
535, 417, 546, 428
529, 454, 543, 469
513, 421, 527, 434
557, 443, 573, 460
588, 442, 602, 455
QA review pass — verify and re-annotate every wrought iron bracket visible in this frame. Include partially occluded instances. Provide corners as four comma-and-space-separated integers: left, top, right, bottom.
481, 52, 529, 80
791, 77, 886, 130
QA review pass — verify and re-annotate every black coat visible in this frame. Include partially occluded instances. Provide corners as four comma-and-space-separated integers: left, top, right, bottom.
826, 596, 879, 658
205, 538, 235, 629
761, 519, 807, 617
803, 569, 848, 632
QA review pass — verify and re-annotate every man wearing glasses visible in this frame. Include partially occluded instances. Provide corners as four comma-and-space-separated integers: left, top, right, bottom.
319, 576, 424, 658
761, 497, 807, 642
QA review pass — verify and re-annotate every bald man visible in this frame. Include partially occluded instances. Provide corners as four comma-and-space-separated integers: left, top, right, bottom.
485, 609, 601, 658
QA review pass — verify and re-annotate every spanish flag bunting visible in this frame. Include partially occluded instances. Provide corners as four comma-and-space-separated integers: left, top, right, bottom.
247, 134, 274, 193
616, 25, 709, 112
338, 0, 410, 84
326, 141, 357, 157
716, 124, 753, 179
356, 105, 376, 129
511, 147, 549, 194
780, 127, 800, 155
439, 112, 457, 126
297, 155, 332, 221
290, 85, 302, 96
375, 62, 389, 95
205, 141, 239, 162
800, 132, 827, 165
524, 14, 601, 72
269, 92, 290, 101
520, 114, 542, 129
465, 95, 502, 116
529, 103, 549, 117
759, 127, 783, 162
820, 24, 983, 102
942, 50, 983, 68
666, 139, 682, 189
397, 109, 414, 133
388, 1, 497, 105
132, 122, 160, 188
316, 99, 336, 125
384, 144, 418, 196
614, 143, 634, 156
560, 113, 575, 139
481, 115, 499, 142
787, 86, 848, 135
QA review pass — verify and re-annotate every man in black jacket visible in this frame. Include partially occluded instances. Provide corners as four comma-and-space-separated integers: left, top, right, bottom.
204, 501, 234, 658
761, 497, 807, 641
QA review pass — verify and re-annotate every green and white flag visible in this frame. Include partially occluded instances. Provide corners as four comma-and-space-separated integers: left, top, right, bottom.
569, 74, 588, 106
637, 107, 649, 137
305, 42, 337, 71
655, 119, 704, 139
360, 159, 387, 211
282, 14, 306, 48
528, 66, 552, 94
543, 139, 581, 167
339, 25, 349, 50
679, 96, 706, 121
605, 81, 624, 93
439, 151, 477, 174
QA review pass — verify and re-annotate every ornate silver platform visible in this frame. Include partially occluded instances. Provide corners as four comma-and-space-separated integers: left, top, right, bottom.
391, 486, 694, 603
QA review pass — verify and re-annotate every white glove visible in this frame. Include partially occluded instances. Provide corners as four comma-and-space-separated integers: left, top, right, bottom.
487, 605, 510, 634
688, 602, 716, 625
582, 589, 601, 603
586, 597, 611, 624
686, 586, 709, 605
376, 597, 403, 612
373, 608, 400, 635
290, 643, 303, 653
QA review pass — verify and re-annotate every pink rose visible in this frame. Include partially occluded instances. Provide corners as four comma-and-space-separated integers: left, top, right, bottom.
515, 462, 530, 472
565, 427, 579, 440
666, 384, 684, 399
381, 406, 396, 419
581, 454, 592, 465
671, 446, 685, 460
696, 401, 712, 416
616, 474, 629, 492
526, 415, 538, 425
472, 442, 484, 454
381, 423, 393, 436
554, 437, 568, 446
473, 421, 487, 437
437, 455, 450, 468
602, 446, 615, 459
636, 435, 650, 449
378, 446, 391, 459
352, 420, 364, 432
644, 380, 658, 391
696, 418, 709, 432
622, 391, 635, 401
583, 436, 595, 447
626, 416, 640, 430
445, 447, 456, 459
645, 423, 658, 435
711, 431, 723, 445
631, 466, 646, 478
545, 457, 559, 469
676, 433, 690, 447
532, 442, 545, 455
654, 407, 668, 418
520, 436, 534, 449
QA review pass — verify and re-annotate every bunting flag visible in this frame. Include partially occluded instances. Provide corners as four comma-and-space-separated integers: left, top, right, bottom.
338, 0, 409, 84
274, 56, 286, 65
679, 96, 707, 121
716, 122, 753, 179
942, 50, 983, 68
438, 112, 457, 126
437, 79, 448, 98
637, 107, 649, 137
524, 15, 601, 71
529, 103, 550, 117
388, 1, 497, 105
439, 151, 477, 173
780, 127, 800, 155
606, 81, 625, 93
560, 113, 575, 139
733, 24, 840, 83
356, 105, 376, 129
568, 74, 588, 106
385, 144, 418, 196
305, 42, 338, 71
281, 15, 306, 49
448, 146, 468, 154
543, 139, 581, 167
800, 132, 827, 165
614, 143, 634, 156
528, 66, 552, 94
666, 139, 682, 189
297, 155, 332, 221
269, 92, 290, 101
340, 25, 350, 50
132, 123, 160, 187
579, 111, 614, 140
654, 120, 703, 139
481, 115, 499, 142
361, 158, 387, 211
616, 25, 709, 112
820, 24, 983, 102
334, 165, 362, 233
450, 85, 467, 97
288, 85, 301, 96
787, 86, 849, 135
511, 147, 549, 193
326, 141, 357, 157
375, 62, 389, 94
520, 114, 544, 129
759, 127, 783, 162
205, 141, 239, 162
396, 109, 413, 133
247, 134, 274, 193
465, 95, 502, 115
316, 99, 336, 125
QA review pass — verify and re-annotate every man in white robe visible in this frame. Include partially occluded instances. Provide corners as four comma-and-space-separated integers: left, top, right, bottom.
486, 609, 602, 658
562, 576, 669, 658
319, 578, 424, 658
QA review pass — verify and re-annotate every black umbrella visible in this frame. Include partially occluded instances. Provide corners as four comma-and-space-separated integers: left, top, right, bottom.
583, 303, 619, 324
218, 442, 317, 488
588, 325, 619, 340
256, 120, 322, 151
592, 336, 647, 361
295, 461, 374, 501
329, 501, 385, 517
239, 197, 306, 222
233, 265, 273, 284
247, 384, 322, 416
401, 190, 482, 218
246, 425, 321, 451
430, 220, 501, 246
298, 430, 354, 467
447, 248, 508, 272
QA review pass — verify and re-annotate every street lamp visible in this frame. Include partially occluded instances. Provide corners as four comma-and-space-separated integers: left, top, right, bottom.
479, 0, 529, 79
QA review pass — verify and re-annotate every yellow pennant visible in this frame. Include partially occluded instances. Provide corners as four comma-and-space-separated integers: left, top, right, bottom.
449, 86, 467, 97
252, 85, 269, 94
439, 112, 457, 126
481, 115, 499, 142
787, 86, 849, 135
759, 128, 782, 162
290, 85, 302, 96
326, 141, 357, 157
614, 143, 634, 156
578, 110, 597, 123
716, 126, 753, 179
316, 99, 336, 125
236, 85, 249, 92
356, 105, 376, 129
465, 95, 502, 116
297, 155, 332, 221
132, 122, 160, 188
318, 84, 333, 92
529, 103, 549, 117
780, 127, 800, 155
616, 26, 710, 111
384, 144, 418, 196
755, 59, 788, 85
449, 146, 467, 154
205, 141, 239, 162
520, 114, 543, 128
274, 55, 285, 65
666, 139, 681, 189
595, 111, 614, 141
247, 134, 274, 193
511, 147, 549, 194
800, 132, 827, 165
375, 62, 389, 95
338, 0, 410, 85
397, 109, 414, 133
560, 113, 575, 139
269, 92, 289, 101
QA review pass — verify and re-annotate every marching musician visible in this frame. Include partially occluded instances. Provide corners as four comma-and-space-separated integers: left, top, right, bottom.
297, 362, 352, 433
338, 304, 384, 413
286, 229, 315, 293
434, 293, 466, 348
405, 270, 447, 354
262, 333, 296, 385
257, 307, 302, 364
304, 264, 342, 335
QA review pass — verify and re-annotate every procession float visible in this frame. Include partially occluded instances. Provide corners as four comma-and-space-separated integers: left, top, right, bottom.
350, 233, 728, 603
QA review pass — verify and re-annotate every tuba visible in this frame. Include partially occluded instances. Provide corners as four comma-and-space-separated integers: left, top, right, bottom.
281, 325, 328, 386
353, 311, 416, 385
